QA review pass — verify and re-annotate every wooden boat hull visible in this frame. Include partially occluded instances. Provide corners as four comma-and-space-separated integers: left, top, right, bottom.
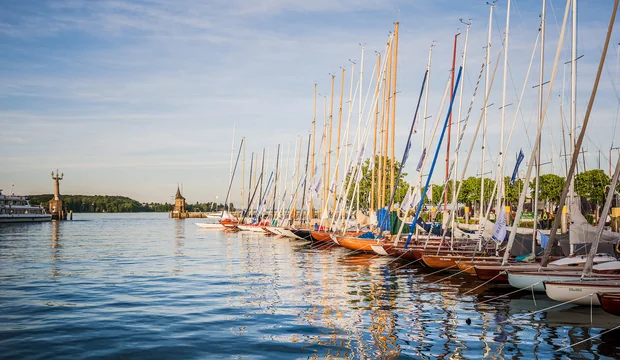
422, 255, 496, 271
598, 293, 620, 315
457, 258, 503, 275
290, 229, 312, 240
310, 231, 333, 242
544, 280, 620, 305
474, 266, 510, 284
333, 235, 379, 252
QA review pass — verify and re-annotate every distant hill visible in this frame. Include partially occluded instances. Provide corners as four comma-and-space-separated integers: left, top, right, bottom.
27, 194, 230, 213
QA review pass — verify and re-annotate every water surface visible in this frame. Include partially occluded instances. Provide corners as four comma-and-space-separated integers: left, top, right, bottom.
1, 213, 619, 359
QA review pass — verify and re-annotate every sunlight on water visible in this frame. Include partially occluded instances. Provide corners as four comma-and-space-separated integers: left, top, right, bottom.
1, 213, 619, 359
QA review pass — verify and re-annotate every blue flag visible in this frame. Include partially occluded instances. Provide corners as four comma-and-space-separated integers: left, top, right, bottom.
510, 150, 524, 185
402, 140, 412, 167
416, 148, 426, 172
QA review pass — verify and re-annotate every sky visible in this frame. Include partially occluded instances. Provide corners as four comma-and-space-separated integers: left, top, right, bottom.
1, 0, 619, 205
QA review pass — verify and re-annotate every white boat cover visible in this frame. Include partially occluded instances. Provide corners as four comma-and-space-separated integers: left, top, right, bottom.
569, 197, 620, 245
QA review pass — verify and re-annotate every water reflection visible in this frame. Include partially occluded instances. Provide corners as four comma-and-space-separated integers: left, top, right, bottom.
1, 215, 618, 359
50, 220, 61, 277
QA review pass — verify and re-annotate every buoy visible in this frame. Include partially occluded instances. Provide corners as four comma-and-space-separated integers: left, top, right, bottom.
466, 318, 471, 325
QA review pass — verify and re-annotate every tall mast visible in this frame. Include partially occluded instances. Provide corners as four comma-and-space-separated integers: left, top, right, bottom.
357, 45, 365, 211
390, 22, 400, 208
533, 0, 546, 253
259, 148, 265, 206
378, 42, 388, 209
272, 144, 281, 219
344, 60, 355, 186
247, 152, 253, 212
446, 31, 460, 211
333, 68, 345, 209
321, 94, 327, 213
453, 20, 471, 241
569, 0, 578, 212
294, 136, 302, 222
300, 134, 311, 223
327, 74, 335, 214
481, 2, 495, 220
382, 36, 393, 209
229, 123, 236, 195
310, 84, 317, 220
499, 0, 511, 212
371, 52, 381, 211
422, 42, 434, 161
241, 136, 246, 212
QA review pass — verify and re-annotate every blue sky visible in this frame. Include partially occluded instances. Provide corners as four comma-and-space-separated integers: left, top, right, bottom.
1, 0, 618, 204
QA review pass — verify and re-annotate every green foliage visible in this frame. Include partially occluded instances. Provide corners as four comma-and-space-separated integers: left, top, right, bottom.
345, 156, 410, 209
575, 170, 610, 204
28, 194, 228, 213
503, 176, 524, 206
456, 176, 495, 206
530, 174, 565, 204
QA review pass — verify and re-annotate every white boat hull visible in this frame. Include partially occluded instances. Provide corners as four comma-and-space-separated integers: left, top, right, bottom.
195, 223, 223, 229
371, 245, 389, 256
0, 215, 52, 223
507, 272, 581, 293
545, 281, 620, 306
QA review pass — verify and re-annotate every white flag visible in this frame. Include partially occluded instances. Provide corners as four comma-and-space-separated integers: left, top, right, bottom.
401, 187, 412, 213
492, 206, 507, 243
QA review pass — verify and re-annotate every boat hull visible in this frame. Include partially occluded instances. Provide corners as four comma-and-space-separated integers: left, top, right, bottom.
332, 235, 379, 252
0, 215, 52, 223
544, 280, 620, 305
598, 293, 620, 315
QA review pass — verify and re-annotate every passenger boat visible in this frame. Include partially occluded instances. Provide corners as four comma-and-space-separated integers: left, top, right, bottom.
0, 190, 52, 223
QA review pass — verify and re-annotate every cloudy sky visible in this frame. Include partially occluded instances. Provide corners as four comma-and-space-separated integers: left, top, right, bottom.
1, 0, 618, 204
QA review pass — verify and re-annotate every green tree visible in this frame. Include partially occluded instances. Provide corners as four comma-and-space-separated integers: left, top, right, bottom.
575, 169, 610, 204
345, 155, 410, 210
530, 174, 565, 205
503, 176, 524, 206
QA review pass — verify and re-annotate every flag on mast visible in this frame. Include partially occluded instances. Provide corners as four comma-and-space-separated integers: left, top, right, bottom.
492, 205, 507, 243
416, 148, 427, 172
510, 150, 525, 186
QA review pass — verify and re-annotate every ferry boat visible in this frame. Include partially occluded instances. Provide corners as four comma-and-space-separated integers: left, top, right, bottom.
0, 190, 52, 223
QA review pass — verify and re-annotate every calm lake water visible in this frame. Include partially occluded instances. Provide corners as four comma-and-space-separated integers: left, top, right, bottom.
1, 213, 619, 359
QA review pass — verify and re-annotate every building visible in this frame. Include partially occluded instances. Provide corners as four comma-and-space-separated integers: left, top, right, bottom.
170, 185, 187, 219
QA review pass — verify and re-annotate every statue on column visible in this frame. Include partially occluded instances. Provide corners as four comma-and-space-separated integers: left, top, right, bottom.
52, 170, 63, 201
49, 170, 66, 220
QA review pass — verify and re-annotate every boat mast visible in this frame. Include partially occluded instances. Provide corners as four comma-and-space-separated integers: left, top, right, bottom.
259, 148, 265, 207
481, 2, 495, 220
390, 22, 400, 209
241, 136, 246, 212
452, 20, 471, 242
310, 84, 317, 220
344, 60, 355, 189
499, 0, 511, 213
533, 0, 546, 254
371, 53, 381, 211
382, 35, 393, 209
541, 0, 618, 266
300, 134, 311, 223
333, 68, 345, 210
357, 45, 365, 211
327, 74, 335, 215
321, 93, 327, 214
272, 144, 280, 220
446, 31, 460, 212
247, 152, 253, 212
568, 0, 578, 252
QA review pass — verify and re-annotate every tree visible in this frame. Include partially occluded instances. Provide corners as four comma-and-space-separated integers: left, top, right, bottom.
575, 170, 610, 204
530, 174, 565, 205
503, 176, 524, 206
345, 155, 410, 210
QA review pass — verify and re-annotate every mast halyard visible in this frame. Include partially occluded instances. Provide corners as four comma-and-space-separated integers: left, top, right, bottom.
446, 31, 460, 212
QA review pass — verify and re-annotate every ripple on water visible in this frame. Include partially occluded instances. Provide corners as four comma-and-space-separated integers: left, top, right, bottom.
1, 214, 619, 359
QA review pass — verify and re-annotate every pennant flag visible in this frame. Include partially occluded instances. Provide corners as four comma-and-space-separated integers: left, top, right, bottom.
539, 231, 549, 249
416, 148, 427, 172
402, 139, 412, 167
329, 181, 336, 194
510, 149, 525, 185
427, 184, 433, 203
491, 206, 507, 244
368, 155, 375, 172
401, 187, 412, 213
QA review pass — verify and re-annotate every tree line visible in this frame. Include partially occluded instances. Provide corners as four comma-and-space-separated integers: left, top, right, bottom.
344, 158, 614, 214
27, 194, 233, 213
